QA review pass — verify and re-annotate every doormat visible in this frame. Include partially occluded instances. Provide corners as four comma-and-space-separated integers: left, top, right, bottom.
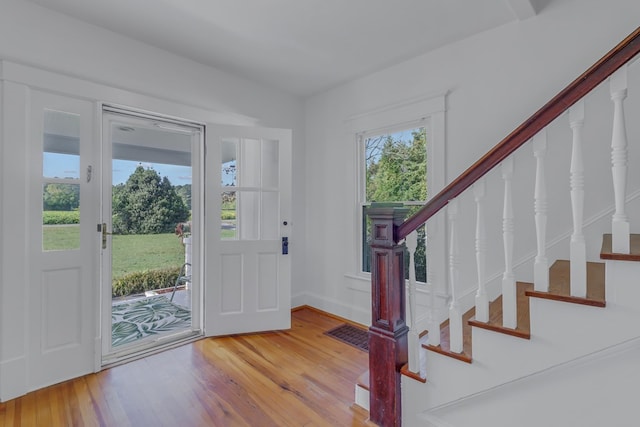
325, 324, 369, 352
111, 295, 191, 347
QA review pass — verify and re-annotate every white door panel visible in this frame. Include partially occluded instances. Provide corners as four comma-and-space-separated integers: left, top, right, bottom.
28, 91, 97, 389
205, 125, 291, 336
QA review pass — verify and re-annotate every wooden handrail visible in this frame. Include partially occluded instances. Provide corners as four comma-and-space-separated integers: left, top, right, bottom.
397, 26, 640, 241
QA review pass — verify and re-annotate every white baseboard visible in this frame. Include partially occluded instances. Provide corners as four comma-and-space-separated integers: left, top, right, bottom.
295, 291, 370, 325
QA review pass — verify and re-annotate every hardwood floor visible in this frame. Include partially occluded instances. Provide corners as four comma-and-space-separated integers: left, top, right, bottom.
0, 307, 372, 426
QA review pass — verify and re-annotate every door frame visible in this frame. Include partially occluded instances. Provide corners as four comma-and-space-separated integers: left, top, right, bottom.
100, 105, 205, 364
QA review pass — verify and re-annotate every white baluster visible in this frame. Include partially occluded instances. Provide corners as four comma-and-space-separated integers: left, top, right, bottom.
569, 101, 587, 298
610, 66, 630, 254
405, 230, 420, 374
447, 199, 463, 353
502, 158, 517, 329
533, 131, 549, 292
427, 221, 440, 347
473, 180, 489, 323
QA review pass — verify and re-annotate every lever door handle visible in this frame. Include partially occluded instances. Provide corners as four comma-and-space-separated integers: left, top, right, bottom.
100, 222, 112, 249
282, 237, 289, 255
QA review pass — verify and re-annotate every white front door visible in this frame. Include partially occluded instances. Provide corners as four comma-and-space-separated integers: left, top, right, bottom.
205, 125, 292, 335
27, 90, 98, 389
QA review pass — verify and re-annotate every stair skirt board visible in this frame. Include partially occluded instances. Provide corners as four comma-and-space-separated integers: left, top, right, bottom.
417, 335, 640, 427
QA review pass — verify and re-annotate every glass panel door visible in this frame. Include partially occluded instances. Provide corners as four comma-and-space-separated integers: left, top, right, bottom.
28, 91, 97, 388
101, 109, 203, 362
205, 125, 292, 336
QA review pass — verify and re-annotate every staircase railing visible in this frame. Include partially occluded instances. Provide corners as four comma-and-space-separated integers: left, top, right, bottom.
367, 26, 640, 427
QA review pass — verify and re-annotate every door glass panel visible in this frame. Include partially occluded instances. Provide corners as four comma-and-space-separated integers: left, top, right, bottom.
221, 139, 237, 186
43, 109, 80, 179
261, 191, 279, 240
261, 139, 279, 188
42, 183, 80, 251
238, 191, 260, 240
221, 191, 237, 240
240, 138, 261, 187
42, 110, 81, 251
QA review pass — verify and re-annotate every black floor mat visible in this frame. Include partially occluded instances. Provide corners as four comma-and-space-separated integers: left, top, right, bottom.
325, 324, 369, 352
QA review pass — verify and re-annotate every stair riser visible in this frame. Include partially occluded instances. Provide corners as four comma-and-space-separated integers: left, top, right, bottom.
354, 384, 370, 411
409, 265, 640, 409
605, 260, 640, 306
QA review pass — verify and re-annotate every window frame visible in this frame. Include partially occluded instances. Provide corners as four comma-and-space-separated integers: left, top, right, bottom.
346, 93, 447, 286
358, 123, 428, 280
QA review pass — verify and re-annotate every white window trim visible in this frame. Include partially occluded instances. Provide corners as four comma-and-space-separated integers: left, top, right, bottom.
344, 91, 447, 291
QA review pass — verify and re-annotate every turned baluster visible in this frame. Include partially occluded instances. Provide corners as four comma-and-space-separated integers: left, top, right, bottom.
405, 230, 420, 374
502, 158, 517, 329
427, 238, 441, 347
473, 180, 489, 323
533, 131, 549, 292
569, 101, 587, 298
610, 65, 630, 254
447, 199, 463, 353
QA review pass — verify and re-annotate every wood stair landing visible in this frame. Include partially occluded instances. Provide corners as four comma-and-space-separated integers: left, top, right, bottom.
468, 281, 532, 339
525, 260, 606, 307
601, 233, 640, 261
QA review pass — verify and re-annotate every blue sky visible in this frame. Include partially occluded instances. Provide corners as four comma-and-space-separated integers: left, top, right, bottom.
44, 153, 192, 185
112, 160, 192, 185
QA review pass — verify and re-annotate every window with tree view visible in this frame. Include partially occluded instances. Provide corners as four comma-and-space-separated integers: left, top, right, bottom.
362, 126, 427, 282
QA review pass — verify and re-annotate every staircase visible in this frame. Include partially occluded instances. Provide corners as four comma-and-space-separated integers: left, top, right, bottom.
400, 236, 640, 426
358, 27, 640, 427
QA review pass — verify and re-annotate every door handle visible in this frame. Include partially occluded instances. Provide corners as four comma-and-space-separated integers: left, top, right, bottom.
282, 237, 289, 255
100, 222, 112, 249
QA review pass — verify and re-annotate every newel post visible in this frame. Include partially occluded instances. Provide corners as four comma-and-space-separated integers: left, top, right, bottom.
367, 205, 409, 427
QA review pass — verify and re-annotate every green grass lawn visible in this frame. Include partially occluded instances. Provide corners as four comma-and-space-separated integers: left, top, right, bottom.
112, 233, 185, 280
43, 226, 185, 280
43, 226, 239, 280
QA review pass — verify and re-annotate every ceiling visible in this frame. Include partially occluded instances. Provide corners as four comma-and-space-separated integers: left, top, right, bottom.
26, 0, 544, 97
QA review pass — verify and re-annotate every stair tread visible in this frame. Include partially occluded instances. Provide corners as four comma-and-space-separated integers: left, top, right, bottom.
601, 233, 640, 261
356, 370, 369, 391
422, 259, 605, 365
468, 281, 532, 339
400, 364, 427, 383
424, 307, 474, 363
525, 260, 606, 307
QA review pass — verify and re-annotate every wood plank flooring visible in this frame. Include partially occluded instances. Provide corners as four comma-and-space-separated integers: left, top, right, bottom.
0, 307, 371, 427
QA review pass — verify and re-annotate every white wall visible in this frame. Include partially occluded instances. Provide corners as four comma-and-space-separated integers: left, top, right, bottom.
0, 0, 305, 401
303, 0, 640, 325
0, 0, 306, 293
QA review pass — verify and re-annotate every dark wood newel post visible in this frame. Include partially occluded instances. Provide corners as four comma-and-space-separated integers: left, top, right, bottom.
367, 205, 409, 427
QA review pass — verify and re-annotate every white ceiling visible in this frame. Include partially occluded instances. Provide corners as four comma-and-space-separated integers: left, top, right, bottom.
26, 0, 544, 97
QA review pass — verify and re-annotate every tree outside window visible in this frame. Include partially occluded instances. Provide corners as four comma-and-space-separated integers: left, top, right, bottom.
362, 127, 427, 282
